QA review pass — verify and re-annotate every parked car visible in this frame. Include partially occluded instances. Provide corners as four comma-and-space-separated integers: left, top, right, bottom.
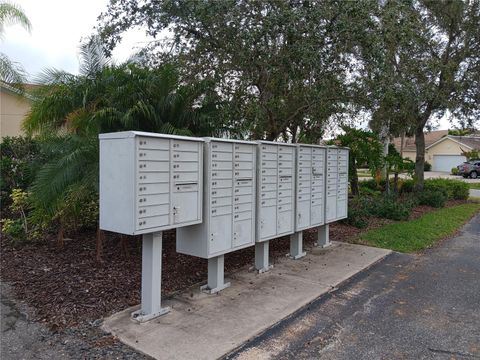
457, 159, 480, 179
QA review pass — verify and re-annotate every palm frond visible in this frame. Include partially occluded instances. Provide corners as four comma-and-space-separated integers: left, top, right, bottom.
0, 52, 26, 84
0, 1, 31, 36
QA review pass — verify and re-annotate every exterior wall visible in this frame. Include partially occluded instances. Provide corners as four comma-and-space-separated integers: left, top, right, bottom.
425, 138, 466, 162
0, 89, 30, 138
402, 151, 416, 161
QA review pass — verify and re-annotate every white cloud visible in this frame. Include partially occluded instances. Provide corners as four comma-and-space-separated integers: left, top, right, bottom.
2, 0, 149, 78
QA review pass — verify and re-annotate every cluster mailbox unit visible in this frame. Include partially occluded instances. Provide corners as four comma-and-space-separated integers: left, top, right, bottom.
254, 141, 296, 272
177, 138, 257, 293
99, 130, 349, 322
99, 131, 204, 321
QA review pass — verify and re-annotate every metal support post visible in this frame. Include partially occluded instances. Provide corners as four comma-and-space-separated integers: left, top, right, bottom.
132, 232, 170, 322
289, 231, 306, 259
201, 255, 231, 294
255, 241, 273, 273
317, 224, 330, 248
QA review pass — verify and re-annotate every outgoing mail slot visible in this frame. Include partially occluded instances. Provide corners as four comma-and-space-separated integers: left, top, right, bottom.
174, 161, 198, 172
138, 183, 169, 195
212, 151, 233, 161
138, 193, 169, 206
173, 172, 198, 183
234, 186, 252, 195
234, 152, 253, 161
138, 204, 169, 218
138, 172, 169, 183
174, 183, 199, 192
211, 161, 233, 170
172, 140, 199, 152
211, 187, 232, 198
138, 160, 169, 172
137, 137, 169, 150
236, 179, 253, 187
138, 149, 169, 161
173, 151, 198, 162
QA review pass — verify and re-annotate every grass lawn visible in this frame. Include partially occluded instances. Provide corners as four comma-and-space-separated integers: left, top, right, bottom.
469, 183, 480, 190
356, 203, 480, 253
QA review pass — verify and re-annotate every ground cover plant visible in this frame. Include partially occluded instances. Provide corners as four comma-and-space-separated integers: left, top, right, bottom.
356, 203, 480, 253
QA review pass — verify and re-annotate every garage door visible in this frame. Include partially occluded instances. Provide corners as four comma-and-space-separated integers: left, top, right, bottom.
432, 155, 466, 172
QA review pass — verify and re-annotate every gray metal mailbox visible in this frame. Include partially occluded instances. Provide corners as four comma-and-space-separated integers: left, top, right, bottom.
99, 131, 204, 322
254, 141, 296, 272
176, 138, 257, 293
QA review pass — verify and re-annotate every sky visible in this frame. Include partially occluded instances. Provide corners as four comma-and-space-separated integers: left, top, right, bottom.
2, 0, 149, 77
2, 1, 456, 130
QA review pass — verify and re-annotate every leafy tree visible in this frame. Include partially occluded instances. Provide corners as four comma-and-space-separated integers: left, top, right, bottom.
385, 144, 415, 194
357, 0, 480, 191
24, 40, 219, 253
329, 126, 383, 196
0, 1, 31, 85
97, 0, 376, 141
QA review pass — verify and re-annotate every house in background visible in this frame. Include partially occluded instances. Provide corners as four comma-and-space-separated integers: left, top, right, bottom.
0, 82, 35, 138
393, 130, 480, 172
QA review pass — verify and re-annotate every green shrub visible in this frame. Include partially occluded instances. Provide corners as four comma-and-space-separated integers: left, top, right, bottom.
399, 179, 415, 194
451, 167, 459, 175
424, 179, 469, 200
372, 195, 412, 221
344, 196, 376, 228
417, 190, 447, 208
424, 161, 432, 171
1, 136, 46, 212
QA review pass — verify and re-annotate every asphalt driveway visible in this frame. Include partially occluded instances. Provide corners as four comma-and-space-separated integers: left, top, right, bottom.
228, 213, 480, 360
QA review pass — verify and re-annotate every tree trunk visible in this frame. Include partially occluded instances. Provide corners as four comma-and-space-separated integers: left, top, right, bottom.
385, 168, 390, 195
414, 124, 426, 191
96, 228, 104, 262
57, 222, 64, 249
400, 131, 405, 158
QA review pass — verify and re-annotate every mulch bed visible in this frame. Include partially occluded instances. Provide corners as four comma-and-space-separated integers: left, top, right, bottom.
0, 199, 471, 330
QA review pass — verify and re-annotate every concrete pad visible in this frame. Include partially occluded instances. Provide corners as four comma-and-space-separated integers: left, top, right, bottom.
103, 241, 390, 360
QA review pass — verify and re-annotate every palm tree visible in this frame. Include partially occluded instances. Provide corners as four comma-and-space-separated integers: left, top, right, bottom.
24, 39, 220, 256
0, 1, 31, 85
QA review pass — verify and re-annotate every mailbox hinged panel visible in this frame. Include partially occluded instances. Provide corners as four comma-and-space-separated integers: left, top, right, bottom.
99, 131, 204, 235
294, 144, 327, 231
256, 141, 296, 242
176, 138, 257, 258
